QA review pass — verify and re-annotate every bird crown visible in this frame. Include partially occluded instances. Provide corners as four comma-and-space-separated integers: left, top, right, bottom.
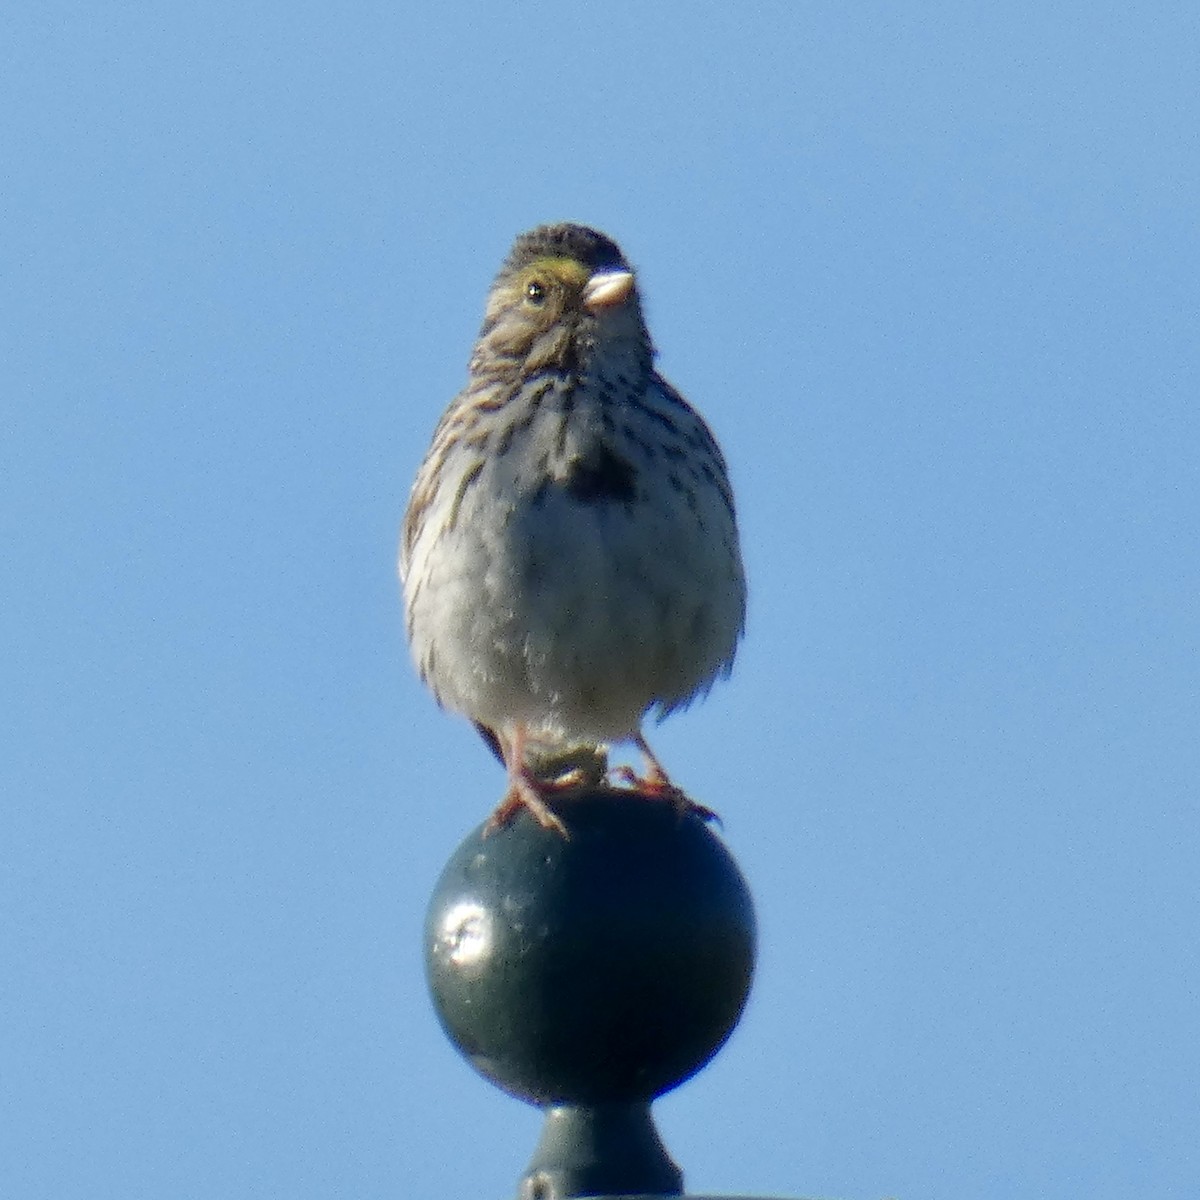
502, 223, 630, 278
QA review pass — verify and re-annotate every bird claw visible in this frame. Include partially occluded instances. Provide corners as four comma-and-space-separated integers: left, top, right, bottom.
611, 766, 721, 825
485, 776, 570, 839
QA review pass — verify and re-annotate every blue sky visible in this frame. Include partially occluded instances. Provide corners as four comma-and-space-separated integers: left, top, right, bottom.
3, 3, 1197, 1197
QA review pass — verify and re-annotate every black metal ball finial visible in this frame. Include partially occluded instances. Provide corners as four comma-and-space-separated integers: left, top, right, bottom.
425, 789, 757, 1198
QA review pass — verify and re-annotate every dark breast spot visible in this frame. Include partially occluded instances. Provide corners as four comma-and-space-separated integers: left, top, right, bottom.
564, 444, 637, 504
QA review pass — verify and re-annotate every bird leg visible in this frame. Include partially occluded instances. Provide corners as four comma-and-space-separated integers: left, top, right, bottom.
484, 723, 571, 838
612, 732, 720, 824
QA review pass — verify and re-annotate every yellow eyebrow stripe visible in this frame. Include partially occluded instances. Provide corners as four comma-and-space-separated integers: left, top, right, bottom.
527, 256, 592, 287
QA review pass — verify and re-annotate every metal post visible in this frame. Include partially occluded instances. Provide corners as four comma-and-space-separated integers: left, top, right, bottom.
425, 788, 759, 1200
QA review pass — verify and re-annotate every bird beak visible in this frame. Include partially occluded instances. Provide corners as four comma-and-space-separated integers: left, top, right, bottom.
582, 269, 635, 311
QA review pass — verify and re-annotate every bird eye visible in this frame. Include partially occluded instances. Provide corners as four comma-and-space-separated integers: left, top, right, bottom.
525, 279, 547, 305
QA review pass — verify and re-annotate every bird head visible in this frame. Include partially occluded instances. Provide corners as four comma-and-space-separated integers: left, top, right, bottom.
471, 223, 653, 379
